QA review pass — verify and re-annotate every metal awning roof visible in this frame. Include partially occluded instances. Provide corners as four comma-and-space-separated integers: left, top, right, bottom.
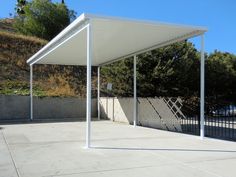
27, 13, 207, 66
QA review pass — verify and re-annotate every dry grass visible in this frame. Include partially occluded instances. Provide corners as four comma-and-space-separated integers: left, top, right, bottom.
42, 74, 76, 97
0, 31, 47, 44
0, 25, 98, 98
0, 18, 15, 33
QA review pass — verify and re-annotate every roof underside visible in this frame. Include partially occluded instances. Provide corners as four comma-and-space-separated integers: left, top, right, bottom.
27, 13, 207, 66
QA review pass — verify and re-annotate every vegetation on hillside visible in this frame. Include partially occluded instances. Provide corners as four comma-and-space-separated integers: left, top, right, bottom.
14, 0, 76, 40
0, 19, 97, 97
0, 19, 15, 33
0, 29, 42, 96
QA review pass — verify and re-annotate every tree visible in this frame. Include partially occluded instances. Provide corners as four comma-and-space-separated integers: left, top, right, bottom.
101, 41, 200, 97
14, 0, 76, 40
138, 41, 200, 97
16, 0, 27, 15
206, 51, 236, 102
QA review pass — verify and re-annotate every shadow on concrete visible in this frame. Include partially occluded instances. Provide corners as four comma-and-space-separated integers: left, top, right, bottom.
92, 146, 236, 153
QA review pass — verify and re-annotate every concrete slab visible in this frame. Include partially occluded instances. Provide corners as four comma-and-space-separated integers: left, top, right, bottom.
1, 121, 236, 177
0, 130, 18, 177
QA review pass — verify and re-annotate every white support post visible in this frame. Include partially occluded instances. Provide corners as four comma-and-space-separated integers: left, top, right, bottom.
30, 64, 33, 120
133, 55, 137, 127
97, 66, 100, 120
86, 23, 92, 148
200, 34, 205, 139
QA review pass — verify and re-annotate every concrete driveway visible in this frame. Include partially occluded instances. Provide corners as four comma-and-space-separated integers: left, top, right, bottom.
1, 120, 236, 177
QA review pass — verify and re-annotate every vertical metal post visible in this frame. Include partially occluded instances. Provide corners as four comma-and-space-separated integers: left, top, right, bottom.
30, 64, 33, 120
200, 34, 205, 139
133, 55, 137, 127
86, 23, 92, 148
97, 66, 100, 120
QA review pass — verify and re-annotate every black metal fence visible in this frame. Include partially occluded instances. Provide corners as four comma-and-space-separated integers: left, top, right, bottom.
180, 99, 236, 141
205, 108, 236, 141
180, 116, 199, 135
147, 97, 236, 141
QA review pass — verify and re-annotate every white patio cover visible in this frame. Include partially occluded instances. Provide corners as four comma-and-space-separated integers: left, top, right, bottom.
27, 13, 206, 66
27, 13, 207, 148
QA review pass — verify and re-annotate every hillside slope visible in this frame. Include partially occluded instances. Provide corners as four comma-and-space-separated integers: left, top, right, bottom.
0, 18, 15, 33
0, 19, 97, 97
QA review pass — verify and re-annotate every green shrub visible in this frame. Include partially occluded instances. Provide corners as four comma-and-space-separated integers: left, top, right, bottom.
14, 0, 76, 40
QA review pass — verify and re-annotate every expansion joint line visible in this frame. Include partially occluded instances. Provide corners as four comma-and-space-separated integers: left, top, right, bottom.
1, 130, 21, 177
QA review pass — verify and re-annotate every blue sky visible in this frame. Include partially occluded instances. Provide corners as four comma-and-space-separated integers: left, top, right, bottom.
1, 0, 236, 54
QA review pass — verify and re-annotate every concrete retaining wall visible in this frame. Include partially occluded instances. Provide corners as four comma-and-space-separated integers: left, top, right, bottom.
100, 97, 183, 131
100, 97, 134, 124
0, 95, 97, 122
1, 95, 183, 131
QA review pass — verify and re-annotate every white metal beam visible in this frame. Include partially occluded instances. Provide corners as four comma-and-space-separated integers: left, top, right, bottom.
133, 55, 137, 127
30, 64, 33, 120
86, 22, 92, 148
97, 66, 100, 120
200, 34, 205, 139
